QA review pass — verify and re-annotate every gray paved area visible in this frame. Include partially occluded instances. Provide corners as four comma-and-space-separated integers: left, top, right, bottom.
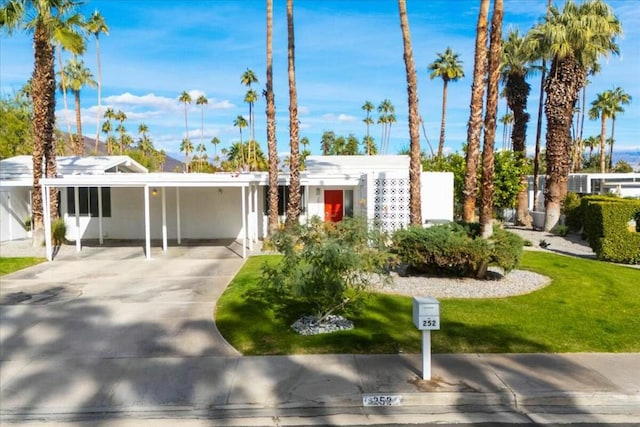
1, 240, 639, 425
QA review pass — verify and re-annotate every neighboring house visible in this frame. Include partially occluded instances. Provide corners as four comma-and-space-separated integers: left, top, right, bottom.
1, 155, 454, 261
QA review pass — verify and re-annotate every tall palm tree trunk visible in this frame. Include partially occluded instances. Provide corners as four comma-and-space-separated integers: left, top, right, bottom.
74, 90, 83, 155
266, 0, 279, 233
32, 23, 59, 244
608, 118, 616, 170
285, 0, 301, 227
398, 0, 422, 225
94, 37, 103, 153
479, 0, 503, 239
543, 56, 585, 231
509, 75, 532, 227
462, 0, 490, 222
57, 48, 73, 150
599, 114, 607, 173
437, 79, 448, 158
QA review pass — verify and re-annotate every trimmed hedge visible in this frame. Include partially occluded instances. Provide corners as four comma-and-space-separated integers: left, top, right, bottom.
583, 196, 640, 264
391, 222, 523, 279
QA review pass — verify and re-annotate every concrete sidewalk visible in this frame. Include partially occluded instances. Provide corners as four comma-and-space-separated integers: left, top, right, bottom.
1, 352, 638, 425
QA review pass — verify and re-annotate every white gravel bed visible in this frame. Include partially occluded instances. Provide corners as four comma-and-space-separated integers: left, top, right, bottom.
369, 268, 551, 299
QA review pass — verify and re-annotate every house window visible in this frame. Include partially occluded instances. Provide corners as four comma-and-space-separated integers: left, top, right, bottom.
264, 185, 306, 216
67, 187, 111, 217
344, 189, 354, 218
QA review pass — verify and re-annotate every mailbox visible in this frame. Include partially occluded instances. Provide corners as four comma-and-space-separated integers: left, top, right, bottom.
412, 296, 440, 330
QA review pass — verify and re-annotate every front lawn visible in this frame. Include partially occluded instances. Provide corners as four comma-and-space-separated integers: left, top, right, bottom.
215, 252, 640, 355
0, 257, 45, 276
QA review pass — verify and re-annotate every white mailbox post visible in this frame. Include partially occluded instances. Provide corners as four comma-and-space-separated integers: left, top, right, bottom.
412, 297, 440, 380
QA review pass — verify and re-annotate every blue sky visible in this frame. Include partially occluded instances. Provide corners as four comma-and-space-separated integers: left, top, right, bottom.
1, 0, 639, 162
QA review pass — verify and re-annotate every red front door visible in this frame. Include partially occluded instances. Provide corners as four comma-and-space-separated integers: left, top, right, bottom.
324, 190, 343, 222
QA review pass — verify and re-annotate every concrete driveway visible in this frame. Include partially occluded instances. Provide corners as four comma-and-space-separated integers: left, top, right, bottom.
0, 243, 244, 361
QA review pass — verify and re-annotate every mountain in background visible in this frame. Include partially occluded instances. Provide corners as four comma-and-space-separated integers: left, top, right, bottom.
614, 150, 640, 172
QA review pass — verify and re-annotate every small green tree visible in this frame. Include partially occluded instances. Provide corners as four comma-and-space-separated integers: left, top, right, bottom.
261, 217, 393, 322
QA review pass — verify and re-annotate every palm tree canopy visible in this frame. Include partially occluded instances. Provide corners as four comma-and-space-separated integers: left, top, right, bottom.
240, 68, 258, 86
61, 57, 96, 92
428, 47, 465, 82
1, 0, 85, 53
86, 9, 108, 38
196, 94, 208, 105
528, 0, 621, 70
180, 138, 193, 153
500, 29, 536, 79
179, 91, 192, 104
362, 100, 374, 112
609, 86, 632, 119
589, 90, 615, 120
233, 115, 248, 128
244, 89, 258, 104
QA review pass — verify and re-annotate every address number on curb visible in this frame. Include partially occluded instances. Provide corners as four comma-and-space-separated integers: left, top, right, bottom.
362, 394, 403, 406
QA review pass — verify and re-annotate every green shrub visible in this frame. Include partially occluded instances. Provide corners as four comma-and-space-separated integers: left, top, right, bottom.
563, 192, 582, 231
261, 217, 393, 321
392, 223, 523, 279
551, 224, 569, 236
51, 218, 66, 246
583, 197, 640, 264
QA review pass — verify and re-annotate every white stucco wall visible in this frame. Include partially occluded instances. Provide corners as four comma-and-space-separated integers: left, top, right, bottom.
0, 188, 31, 242
62, 186, 247, 241
421, 172, 454, 222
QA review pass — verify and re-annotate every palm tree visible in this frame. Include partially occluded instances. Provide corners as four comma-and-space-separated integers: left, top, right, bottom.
196, 143, 207, 171
266, 0, 279, 233
528, 0, 622, 230
462, 0, 490, 222
196, 94, 208, 152
1, 0, 84, 240
62, 57, 97, 155
479, 0, 503, 239
285, 0, 301, 227
398, 0, 422, 225
178, 90, 192, 151
137, 123, 153, 155
501, 28, 534, 227
531, 0, 553, 215
179, 138, 194, 172
362, 135, 377, 155
86, 10, 108, 153
210, 136, 220, 158
428, 47, 465, 159
607, 87, 631, 170
102, 107, 115, 154
589, 90, 615, 173
498, 112, 514, 149
241, 68, 259, 142
114, 109, 127, 154
233, 115, 248, 167
362, 100, 374, 153
377, 99, 395, 154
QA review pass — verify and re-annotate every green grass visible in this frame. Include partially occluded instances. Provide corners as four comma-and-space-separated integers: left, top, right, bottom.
0, 257, 45, 276
215, 252, 640, 355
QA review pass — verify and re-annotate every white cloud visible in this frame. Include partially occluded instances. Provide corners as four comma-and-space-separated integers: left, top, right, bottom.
320, 113, 357, 123
103, 92, 177, 109
298, 106, 311, 115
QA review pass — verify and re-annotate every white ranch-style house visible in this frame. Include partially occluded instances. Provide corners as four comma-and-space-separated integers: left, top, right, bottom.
0, 155, 454, 261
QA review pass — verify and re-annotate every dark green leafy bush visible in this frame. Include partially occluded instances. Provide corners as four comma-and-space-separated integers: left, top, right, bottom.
392, 223, 523, 279
563, 192, 583, 231
583, 197, 640, 264
51, 218, 66, 246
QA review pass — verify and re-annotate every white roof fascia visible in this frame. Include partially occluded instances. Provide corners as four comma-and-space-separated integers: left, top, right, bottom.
305, 155, 410, 173
40, 172, 262, 188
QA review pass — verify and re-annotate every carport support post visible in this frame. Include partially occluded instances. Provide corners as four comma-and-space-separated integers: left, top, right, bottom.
74, 186, 81, 252
42, 184, 52, 261
98, 187, 103, 245
161, 187, 167, 251
144, 186, 151, 260
176, 187, 181, 245
241, 185, 246, 259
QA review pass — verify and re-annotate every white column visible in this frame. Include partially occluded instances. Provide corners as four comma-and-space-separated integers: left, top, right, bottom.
248, 184, 254, 251
176, 187, 182, 245
252, 183, 259, 244
74, 187, 81, 252
42, 184, 52, 261
98, 187, 104, 245
241, 185, 246, 259
144, 186, 151, 260
161, 187, 167, 251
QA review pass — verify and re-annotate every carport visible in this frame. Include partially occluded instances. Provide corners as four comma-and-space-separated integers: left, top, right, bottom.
40, 173, 264, 261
